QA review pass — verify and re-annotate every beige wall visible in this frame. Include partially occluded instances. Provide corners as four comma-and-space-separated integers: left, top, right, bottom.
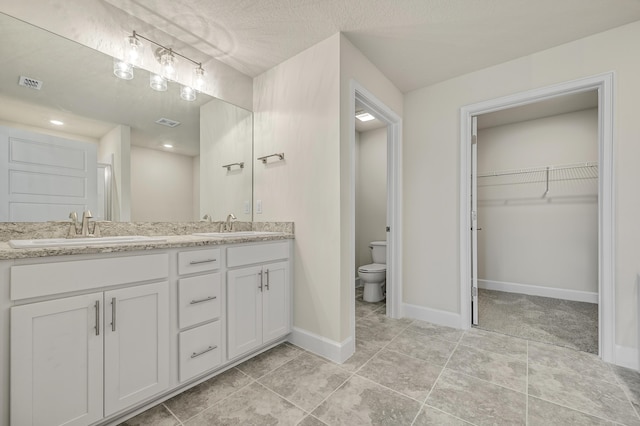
130, 146, 194, 222
356, 127, 388, 274
253, 34, 342, 342
199, 99, 253, 222
99, 125, 130, 221
403, 21, 640, 349
477, 109, 598, 293
0, 0, 252, 110
339, 35, 403, 340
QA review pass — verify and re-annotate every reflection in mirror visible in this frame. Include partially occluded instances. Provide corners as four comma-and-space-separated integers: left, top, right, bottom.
0, 12, 253, 222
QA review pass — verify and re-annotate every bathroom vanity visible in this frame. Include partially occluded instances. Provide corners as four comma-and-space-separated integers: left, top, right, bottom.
0, 229, 293, 426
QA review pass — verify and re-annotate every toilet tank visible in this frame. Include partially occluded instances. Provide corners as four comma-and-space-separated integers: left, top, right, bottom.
370, 241, 387, 264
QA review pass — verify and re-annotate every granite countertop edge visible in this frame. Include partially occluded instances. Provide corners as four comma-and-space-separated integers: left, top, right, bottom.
0, 234, 295, 260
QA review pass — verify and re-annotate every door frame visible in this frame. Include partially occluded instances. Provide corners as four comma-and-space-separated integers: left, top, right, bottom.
459, 72, 615, 362
349, 80, 403, 342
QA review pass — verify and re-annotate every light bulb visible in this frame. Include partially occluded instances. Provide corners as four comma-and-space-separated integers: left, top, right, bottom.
180, 85, 196, 101
159, 49, 177, 80
149, 73, 167, 91
113, 57, 133, 80
125, 34, 143, 67
193, 66, 206, 92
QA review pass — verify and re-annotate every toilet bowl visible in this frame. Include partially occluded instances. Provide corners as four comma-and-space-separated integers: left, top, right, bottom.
358, 241, 387, 303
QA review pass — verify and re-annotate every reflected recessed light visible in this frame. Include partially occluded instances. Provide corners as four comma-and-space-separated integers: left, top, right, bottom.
50, 120, 64, 126
355, 111, 375, 122
163, 144, 173, 149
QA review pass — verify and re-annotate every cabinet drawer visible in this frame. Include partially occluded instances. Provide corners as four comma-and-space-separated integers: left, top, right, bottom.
227, 241, 289, 268
178, 273, 221, 329
179, 321, 221, 382
178, 248, 221, 275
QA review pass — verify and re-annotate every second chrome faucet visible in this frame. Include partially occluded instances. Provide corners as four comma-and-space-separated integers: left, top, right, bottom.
68, 210, 100, 237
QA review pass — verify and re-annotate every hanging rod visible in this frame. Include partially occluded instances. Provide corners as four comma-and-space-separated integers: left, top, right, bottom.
257, 153, 285, 164
477, 161, 597, 178
222, 162, 244, 171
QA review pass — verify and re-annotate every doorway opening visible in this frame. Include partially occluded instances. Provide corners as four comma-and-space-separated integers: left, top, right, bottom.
473, 91, 599, 354
350, 81, 403, 345
460, 73, 615, 362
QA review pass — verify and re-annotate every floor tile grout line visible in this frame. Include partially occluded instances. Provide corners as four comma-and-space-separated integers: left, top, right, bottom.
162, 402, 185, 426
304, 317, 415, 419
176, 376, 258, 424
410, 330, 465, 426
421, 403, 478, 425
241, 346, 307, 381
456, 337, 528, 362
601, 364, 640, 422
527, 394, 636, 425
251, 380, 314, 420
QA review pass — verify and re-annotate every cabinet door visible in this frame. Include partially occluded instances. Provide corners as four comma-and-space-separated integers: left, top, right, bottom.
104, 281, 169, 416
227, 265, 263, 359
262, 261, 290, 342
11, 293, 104, 426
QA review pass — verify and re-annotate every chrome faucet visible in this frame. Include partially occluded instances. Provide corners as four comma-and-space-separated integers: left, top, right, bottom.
81, 210, 93, 236
225, 213, 237, 232
67, 210, 99, 237
68, 211, 79, 237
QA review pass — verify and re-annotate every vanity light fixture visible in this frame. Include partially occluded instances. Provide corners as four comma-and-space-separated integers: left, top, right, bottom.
355, 110, 376, 122
162, 143, 174, 149
115, 31, 206, 93
49, 119, 64, 126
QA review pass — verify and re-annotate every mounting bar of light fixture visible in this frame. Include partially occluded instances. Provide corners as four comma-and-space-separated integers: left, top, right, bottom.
222, 162, 244, 171
131, 31, 202, 68
257, 153, 285, 164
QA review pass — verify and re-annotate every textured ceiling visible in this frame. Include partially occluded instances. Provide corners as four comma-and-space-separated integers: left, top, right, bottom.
103, 0, 640, 92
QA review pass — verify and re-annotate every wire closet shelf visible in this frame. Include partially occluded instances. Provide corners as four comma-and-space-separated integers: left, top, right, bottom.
477, 161, 598, 188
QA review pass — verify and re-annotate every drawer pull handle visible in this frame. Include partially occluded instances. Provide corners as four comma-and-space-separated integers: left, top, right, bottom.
191, 345, 217, 359
189, 258, 217, 265
111, 297, 116, 332
95, 300, 100, 336
190, 296, 217, 305
265, 269, 270, 290
258, 270, 263, 292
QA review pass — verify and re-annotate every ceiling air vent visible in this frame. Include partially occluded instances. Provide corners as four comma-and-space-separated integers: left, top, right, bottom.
18, 75, 43, 90
155, 117, 181, 128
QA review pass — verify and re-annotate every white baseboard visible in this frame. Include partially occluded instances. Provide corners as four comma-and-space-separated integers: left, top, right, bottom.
478, 279, 598, 304
403, 303, 462, 329
288, 327, 354, 364
615, 345, 639, 370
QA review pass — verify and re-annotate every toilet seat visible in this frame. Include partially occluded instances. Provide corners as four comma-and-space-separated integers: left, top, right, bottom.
358, 263, 386, 273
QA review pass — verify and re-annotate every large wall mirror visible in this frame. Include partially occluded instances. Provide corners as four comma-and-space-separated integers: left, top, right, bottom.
0, 12, 253, 223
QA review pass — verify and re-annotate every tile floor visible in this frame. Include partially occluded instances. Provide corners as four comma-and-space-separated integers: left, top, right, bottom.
121, 289, 640, 426
478, 288, 599, 354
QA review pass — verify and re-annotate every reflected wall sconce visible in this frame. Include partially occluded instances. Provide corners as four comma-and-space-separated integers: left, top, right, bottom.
257, 153, 285, 164
222, 162, 245, 171
113, 30, 206, 101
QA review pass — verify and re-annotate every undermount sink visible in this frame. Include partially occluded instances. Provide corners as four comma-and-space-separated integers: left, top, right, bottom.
192, 231, 284, 238
9, 235, 167, 249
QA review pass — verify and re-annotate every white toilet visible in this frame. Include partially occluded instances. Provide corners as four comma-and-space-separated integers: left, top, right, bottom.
358, 241, 387, 302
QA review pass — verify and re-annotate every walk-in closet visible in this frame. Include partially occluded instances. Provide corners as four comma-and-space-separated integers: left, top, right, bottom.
475, 91, 599, 354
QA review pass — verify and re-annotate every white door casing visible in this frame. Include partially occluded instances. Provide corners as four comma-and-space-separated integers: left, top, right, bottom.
459, 72, 615, 363
471, 116, 479, 325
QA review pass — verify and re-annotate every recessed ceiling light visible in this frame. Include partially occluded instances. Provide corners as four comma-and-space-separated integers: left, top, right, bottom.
49, 119, 64, 126
162, 143, 173, 149
355, 111, 375, 122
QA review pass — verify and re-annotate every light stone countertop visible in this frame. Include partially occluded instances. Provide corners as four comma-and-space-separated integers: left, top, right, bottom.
0, 221, 294, 260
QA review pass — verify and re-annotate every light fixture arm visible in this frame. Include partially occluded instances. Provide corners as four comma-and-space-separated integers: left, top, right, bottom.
131, 31, 202, 68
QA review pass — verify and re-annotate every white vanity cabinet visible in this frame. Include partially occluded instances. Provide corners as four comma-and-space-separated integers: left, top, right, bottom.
227, 242, 291, 360
9, 254, 170, 426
